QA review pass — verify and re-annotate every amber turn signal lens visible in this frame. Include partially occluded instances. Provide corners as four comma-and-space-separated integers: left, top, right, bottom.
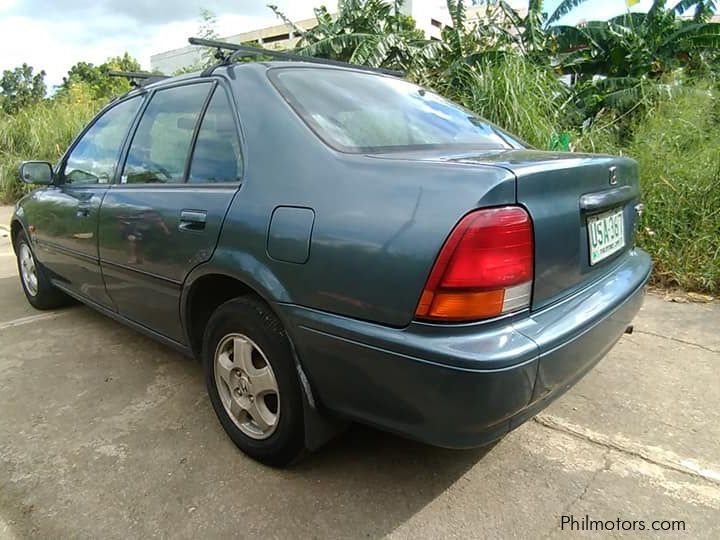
420, 289, 505, 321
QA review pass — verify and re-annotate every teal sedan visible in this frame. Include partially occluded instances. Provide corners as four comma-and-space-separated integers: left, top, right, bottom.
11, 56, 651, 466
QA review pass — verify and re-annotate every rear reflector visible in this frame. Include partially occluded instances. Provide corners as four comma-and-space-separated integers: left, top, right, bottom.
415, 206, 533, 322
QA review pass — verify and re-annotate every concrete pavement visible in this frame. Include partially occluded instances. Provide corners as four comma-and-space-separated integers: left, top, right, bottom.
0, 207, 718, 539
0, 205, 12, 231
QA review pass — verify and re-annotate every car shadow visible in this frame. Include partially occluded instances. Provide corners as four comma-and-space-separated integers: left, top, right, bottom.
1, 293, 499, 538
99, 304, 496, 537
258, 423, 497, 537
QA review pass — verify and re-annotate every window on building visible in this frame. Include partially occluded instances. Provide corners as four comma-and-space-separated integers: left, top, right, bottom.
263, 33, 290, 44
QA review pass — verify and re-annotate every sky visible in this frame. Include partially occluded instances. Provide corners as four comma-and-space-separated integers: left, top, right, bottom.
0, 0, 658, 91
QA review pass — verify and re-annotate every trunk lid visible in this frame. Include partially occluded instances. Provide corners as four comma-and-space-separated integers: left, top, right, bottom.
451, 150, 641, 309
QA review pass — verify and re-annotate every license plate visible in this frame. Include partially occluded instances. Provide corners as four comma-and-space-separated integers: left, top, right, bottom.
588, 207, 625, 265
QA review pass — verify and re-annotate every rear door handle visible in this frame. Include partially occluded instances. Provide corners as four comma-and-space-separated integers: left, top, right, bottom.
179, 209, 207, 232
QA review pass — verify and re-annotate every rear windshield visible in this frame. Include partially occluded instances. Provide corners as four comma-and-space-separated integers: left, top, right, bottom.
271, 68, 520, 153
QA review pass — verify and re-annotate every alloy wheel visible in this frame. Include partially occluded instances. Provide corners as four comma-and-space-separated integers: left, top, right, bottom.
214, 333, 280, 440
19, 243, 38, 297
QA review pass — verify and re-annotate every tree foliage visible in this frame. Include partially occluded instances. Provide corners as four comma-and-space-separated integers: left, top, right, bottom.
175, 7, 224, 74
0, 64, 46, 114
260, 0, 720, 145
58, 53, 141, 100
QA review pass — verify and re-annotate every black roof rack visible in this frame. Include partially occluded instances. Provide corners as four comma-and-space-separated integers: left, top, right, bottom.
188, 37, 404, 78
107, 70, 169, 88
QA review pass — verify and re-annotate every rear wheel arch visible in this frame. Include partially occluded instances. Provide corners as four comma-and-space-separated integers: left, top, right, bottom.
182, 272, 272, 359
183, 271, 346, 453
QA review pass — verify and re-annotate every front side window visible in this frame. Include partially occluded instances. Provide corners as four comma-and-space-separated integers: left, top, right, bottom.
63, 96, 142, 185
188, 88, 243, 184
122, 83, 212, 184
272, 68, 520, 153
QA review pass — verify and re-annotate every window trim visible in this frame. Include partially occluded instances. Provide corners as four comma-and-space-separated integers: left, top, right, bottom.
57, 92, 147, 187
112, 77, 246, 189
115, 79, 215, 187
182, 81, 217, 182
184, 84, 244, 185
267, 66, 524, 154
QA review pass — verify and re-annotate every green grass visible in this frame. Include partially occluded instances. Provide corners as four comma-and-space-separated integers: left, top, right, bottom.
418, 55, 570, 149
466, 55, 572, 149
0, 87, 102, 203
627, 87, 720, 293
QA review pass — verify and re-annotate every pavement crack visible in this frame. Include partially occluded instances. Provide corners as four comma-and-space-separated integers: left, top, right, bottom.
633, 328, 719, 354
534, 415, 720, 486
539, 453, 611, 540
563, 453, 611, 510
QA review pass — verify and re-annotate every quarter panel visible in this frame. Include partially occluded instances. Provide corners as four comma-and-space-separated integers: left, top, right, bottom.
221, 66, 517, 327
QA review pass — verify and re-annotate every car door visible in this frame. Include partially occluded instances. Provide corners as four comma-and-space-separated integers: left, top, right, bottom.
98, 80, 243, 343
30, 95, 144, 308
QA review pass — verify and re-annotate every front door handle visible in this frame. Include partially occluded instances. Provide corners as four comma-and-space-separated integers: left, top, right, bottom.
179, 209, 207, 232
76, 205, 91, 218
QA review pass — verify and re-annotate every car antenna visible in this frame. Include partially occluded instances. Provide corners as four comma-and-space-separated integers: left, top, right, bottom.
106, 70, 169, 88
187, 37, 404, 78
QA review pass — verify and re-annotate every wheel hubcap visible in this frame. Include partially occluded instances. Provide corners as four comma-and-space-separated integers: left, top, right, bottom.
214, 333, 280, 440
19, 243, 38, 297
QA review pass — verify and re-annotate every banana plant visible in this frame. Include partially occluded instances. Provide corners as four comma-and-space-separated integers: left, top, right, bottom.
555, 1, 720, 78
553, 0, 720, 119
268, 0, 440, 72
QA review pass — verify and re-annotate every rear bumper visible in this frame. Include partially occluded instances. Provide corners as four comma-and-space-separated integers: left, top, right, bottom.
281, 249, 652, 448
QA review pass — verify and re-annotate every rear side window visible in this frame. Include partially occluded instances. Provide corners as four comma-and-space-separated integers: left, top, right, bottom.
271, 68, 516, 153
63, 96, 142, 185
188, 88, 242, 183
122, 83, 212, 184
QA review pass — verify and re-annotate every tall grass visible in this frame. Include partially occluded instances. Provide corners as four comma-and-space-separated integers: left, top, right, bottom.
0, 85, 102, 203
468, 55, 572, 149
419, 54, 569, 149
627, 87, 720, 293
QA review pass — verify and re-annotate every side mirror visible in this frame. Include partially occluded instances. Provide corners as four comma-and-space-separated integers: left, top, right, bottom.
19, 161, 54, 185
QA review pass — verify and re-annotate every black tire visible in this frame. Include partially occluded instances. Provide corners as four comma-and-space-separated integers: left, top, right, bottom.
202, 296, 305, 467
14, 230, 70, 310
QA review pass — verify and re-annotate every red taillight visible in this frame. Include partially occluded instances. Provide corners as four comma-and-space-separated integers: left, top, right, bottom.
415, 206, 533, 322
